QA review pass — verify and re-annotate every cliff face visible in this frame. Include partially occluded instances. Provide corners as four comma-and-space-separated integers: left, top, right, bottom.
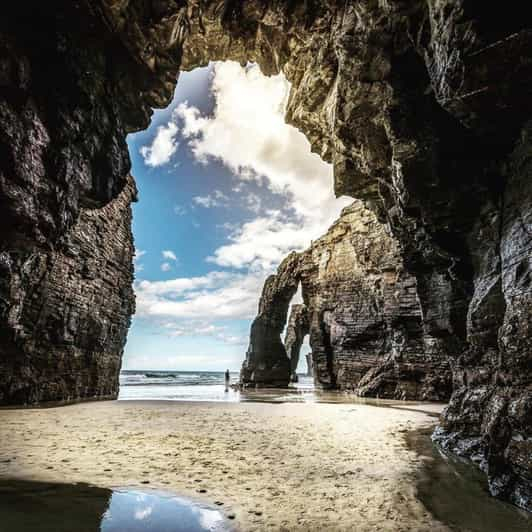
243, 202, 452, 401
0, 177, 136, 404
0, 0, 531, 510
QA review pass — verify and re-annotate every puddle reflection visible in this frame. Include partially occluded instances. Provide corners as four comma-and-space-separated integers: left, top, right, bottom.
0, 480, 232, 532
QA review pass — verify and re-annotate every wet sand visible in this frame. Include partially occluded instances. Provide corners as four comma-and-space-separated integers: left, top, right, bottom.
0, 399, 448, 531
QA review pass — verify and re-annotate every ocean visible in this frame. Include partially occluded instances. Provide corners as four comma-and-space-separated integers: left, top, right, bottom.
118, 370, 314, 402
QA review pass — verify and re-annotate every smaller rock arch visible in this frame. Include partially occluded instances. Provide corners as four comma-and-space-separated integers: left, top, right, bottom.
284, 304, 310, 383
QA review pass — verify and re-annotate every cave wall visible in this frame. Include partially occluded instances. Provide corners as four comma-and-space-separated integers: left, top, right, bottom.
0, 3, 143, 404
0, 0, 530, 510
0, 176, 136, 404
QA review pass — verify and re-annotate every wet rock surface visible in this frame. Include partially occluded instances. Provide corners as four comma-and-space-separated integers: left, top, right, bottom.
0, 0, 531, 511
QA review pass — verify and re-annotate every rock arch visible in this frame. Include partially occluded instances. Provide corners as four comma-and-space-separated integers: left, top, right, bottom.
284, 304, 310, 383
244, 201, 453, 399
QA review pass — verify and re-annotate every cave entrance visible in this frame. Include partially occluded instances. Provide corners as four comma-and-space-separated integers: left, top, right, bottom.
120, 61, 348, 395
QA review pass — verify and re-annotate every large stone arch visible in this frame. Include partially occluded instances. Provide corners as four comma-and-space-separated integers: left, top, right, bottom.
1, 1, 531, 510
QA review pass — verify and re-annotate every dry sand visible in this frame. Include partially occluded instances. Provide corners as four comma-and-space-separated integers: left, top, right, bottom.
0, 399, 449, 531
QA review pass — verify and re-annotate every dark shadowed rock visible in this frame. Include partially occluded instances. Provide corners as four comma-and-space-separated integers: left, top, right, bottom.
240, 253, 300, 388
0, 177, 136, 404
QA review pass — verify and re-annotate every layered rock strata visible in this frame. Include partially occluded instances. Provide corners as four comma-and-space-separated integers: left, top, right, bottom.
0, 176, 136, 404
243, 202, 452, 402
0, 0, 530, 510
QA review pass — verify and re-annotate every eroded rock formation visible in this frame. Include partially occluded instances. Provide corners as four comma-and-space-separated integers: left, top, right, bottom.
240, 253, 299, 387
0, 0, 531, 510
243, 202, 452, 401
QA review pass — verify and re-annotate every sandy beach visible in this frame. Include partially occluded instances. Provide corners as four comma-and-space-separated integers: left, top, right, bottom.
0, 400, 448, 531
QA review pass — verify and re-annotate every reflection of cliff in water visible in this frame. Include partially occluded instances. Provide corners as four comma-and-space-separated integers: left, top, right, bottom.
0, 480, 232, 532
406, 429, 531, 532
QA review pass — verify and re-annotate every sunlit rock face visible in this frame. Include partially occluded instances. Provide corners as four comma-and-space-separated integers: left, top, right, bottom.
243, 202, 452, 401
1, 0, 531, 510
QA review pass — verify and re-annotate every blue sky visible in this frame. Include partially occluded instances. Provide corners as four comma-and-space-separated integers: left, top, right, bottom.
123, 62, 350, 371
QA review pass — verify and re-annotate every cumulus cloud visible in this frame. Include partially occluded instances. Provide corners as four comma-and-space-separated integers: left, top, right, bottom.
207, 211, 314, 271
136, 271, 233, 298
192, 189, 229, 208
135, 271, 264, 321
140, 120, 179, 167
160, 262, 171, 272
162, 250, 178, 262
176, 61, 349, 220
173, 205, 187, 216
175, 61, 351, 271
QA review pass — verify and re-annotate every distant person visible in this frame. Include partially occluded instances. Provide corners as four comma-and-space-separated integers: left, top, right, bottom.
225, 369, 230, 392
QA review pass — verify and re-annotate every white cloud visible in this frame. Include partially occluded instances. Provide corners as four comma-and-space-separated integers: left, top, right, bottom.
193, 195, 217, 208
135, 507, 153, 521
160, 321, 247, 345
176, 61, 351, 272
140, 120, 179, 167
176, 62, 349, 220
160, 250, 178, 271
207, 211, 314, 271
134, 249, 146, 262
131, 62, 353, 362
135, 271, 264, 320
134, 249, 146, 272
217, 333, 247, 345
162, 250, 178, 262
173, 205, 187, 216
192, 189, 229, 208
136, 271, 233, 298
